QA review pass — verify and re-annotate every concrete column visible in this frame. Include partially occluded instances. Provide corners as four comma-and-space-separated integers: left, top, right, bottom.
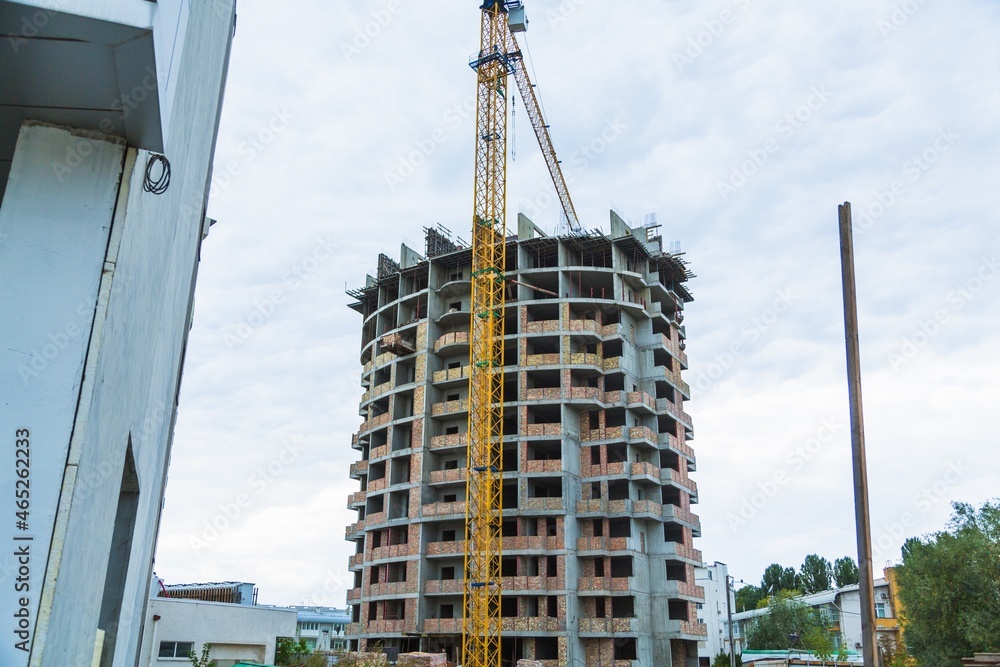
0, 122, 125, 667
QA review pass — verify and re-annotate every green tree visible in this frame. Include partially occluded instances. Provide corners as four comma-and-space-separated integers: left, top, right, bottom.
896, 501, 1000, 667
275, 637, 310, 666
801, 626, 834, 660
761, 563, 800, 596
735, 584, 766, 612
712, 650, 742, 667
798, 554, 833, 594
745, 593, 828, 650
833, 556, 859, 587
188, 643, 215, 667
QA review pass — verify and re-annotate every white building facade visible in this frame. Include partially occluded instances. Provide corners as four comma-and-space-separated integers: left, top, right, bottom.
0, 2, 235, 665
695, 562, 736, 666
287, 607, 352, 653
137, 597, 297, 667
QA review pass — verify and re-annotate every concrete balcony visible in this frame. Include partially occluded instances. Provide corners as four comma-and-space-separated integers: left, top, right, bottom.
567, 319, 601, 336
361, 381, 393, 404
525, 319, 561, 334
369, 444, 390, 461
501, 575, 551, 592
656, 397, 693, 428
424, 579, 463, 595
662, 541, 703, 564
349, 459, 369, 480
627, 425, 658, 446
524, 459, 562, 474
576, 499, 633, 517
422, 618, 462, 634
422, 500, 466, 518
663, 505, 701, 533
429, 468, 467, 485
426, 540, 465, 557
663, 620, 708, 638
370, 544, 419, 561
347, 491, 366, 509
662, 363, 691, 397
578, 617, 639, 634
431, 398, 469, 418
345, 520, 365, 541
368, 582, 414, 597
367, 477, 388, 493
632, 499, 663, 519
566, 386, 604, 407
626, 391, 657, 413
434, 331, 469, 354
659, 432, 695, 461
661, 468, 697, 494
347, 587, 362, 602
501, 617, 566, 632
522, 497, 565, 512
525, 387, 562, 402
603, 356, 623, 371
346, 622, 363, 636
365, 619, 407, 634
349, 553, 365, 569
429, 433, 467, 451
524, 353, 561, 368
432, 365, 470, 385
576, 537, 630, 554
567, 352, 602, 368
576, 576, 635, 593
365, 511, 387, 528
502, 536, 562, 552
360, 412, 391, 434
664, 580, 705, 600
580, 426, 625, 443
630, 461, 660, 481
523, 423, 562, 437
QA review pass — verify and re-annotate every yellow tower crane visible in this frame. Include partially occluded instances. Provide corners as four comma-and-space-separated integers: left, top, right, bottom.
463, 3, 580, 666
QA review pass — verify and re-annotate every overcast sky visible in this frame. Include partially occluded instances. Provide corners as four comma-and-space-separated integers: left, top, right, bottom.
154, 0, 1000, 605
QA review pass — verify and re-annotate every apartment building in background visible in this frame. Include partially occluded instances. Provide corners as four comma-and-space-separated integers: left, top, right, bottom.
344, 213, 705, 667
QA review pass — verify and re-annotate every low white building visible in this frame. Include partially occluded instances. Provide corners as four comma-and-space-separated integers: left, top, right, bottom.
286, 606, 352, 653
695, 562, 737, 666
137, 597, 296, 667
730, 574, 897, 654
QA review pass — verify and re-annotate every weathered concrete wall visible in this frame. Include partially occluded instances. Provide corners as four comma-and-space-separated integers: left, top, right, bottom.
0, 1, 235, 665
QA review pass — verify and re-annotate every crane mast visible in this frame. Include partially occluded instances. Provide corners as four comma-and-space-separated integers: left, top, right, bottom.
463, 3, 510, 667
463, 3, 580, 666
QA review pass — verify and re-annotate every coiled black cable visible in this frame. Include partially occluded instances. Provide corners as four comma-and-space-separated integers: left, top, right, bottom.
143, 154, 171, 195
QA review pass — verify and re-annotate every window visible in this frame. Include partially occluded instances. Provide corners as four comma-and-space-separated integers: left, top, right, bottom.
159, 642, 194, 659
875, 602, 887, 618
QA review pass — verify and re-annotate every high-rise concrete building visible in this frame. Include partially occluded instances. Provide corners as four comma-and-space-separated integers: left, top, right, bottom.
344, 213, 706, 666
0, 2, 235, 665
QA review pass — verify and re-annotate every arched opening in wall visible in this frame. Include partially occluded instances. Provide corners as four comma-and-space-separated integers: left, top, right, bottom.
98, 437, 139, 667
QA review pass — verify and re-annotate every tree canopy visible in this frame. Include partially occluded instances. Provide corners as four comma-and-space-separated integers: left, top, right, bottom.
735, 584, 766, 612
896, 501, 1000, 667
761, 563, 800, 596
744, 594, 830, 651
798, 554, 833, 594
833, 556, 859, 587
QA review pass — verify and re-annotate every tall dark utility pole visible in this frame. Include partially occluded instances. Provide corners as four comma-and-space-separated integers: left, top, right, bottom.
838, 202, 878, 667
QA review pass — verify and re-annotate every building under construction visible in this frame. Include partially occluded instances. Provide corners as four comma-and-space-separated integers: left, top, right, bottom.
344, 212, 705, 667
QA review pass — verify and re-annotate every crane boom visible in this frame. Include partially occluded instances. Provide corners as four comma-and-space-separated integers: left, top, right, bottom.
463, 3, 509, 667
507, 31, 582, 233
